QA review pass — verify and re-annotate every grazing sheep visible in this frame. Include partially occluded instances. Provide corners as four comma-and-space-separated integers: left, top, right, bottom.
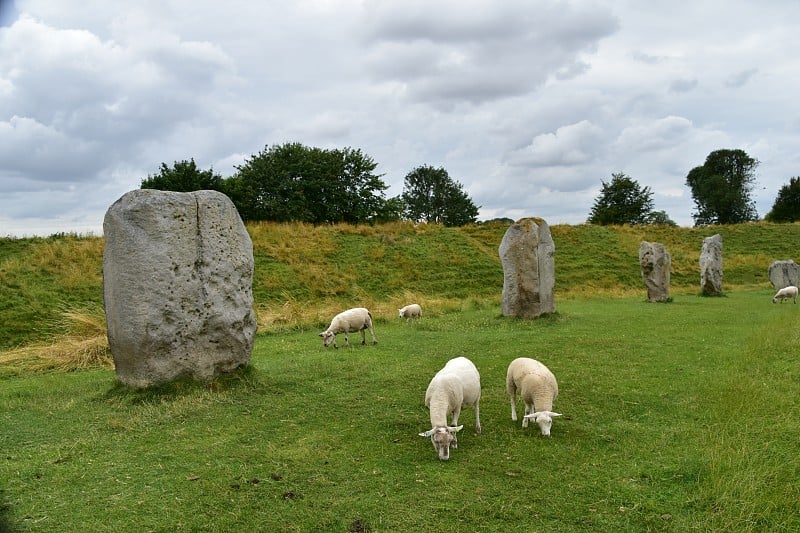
318, 307, 377, 348
772, 285, 798, 304
418, 356, 481, 461
398, 303, 422, 320
506, 357, 561, 437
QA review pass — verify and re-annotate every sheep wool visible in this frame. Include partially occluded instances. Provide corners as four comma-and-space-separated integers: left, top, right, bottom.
419, 356, 481, 461
506, 357, 561, 436
772, 285, 798, 304
398, 303, 422, 319
318, 307, 377, 348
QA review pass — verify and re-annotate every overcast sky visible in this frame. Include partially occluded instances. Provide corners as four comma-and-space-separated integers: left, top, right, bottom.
2, 0, 799, 236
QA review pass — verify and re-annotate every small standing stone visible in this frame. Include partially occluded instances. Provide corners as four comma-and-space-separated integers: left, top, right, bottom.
699, 234, 723, 295
103, 189, 257, 388
639, 241, 671, 302
768, 260, 800, 290
499, 217, 556, 318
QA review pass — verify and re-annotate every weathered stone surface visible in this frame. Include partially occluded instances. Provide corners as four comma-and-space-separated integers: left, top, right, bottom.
639, 241, 671, 302
103, 189, 257, 388
499, 217, 555, 318
699, 234, 723, 295
768, 260, 800, 290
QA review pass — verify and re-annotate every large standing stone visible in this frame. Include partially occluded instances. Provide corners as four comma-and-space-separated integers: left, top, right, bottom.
639, 241, 671, 302
499, 217, 555, 318
699, 234, 723, 295
103, 189, 257, 388
768, 260, 800, 290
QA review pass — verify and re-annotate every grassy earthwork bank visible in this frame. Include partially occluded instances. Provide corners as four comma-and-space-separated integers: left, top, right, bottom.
1, 221, 800, 531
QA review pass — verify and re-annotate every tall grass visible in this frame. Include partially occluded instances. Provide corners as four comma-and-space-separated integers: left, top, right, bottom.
4, 221, 800, 351
0, 305, 111, 374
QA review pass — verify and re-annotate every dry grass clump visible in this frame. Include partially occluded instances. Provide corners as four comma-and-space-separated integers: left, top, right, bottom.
0, 307, 112, 374
254, 290, 494, 334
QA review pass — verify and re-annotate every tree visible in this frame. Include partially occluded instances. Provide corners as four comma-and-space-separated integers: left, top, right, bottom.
231, 142, 388, 223
140, 159, 223, 192
685, 149, 759, 225
401, 165, 479, 226
647, 210, 677, 226
372, 195, 405, 223
765, 177, 800, 222
587, 173, 654, 225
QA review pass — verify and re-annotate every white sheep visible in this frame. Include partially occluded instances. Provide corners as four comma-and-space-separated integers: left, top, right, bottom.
418, 356, 481, 461
772, 285, 798, 304
318, 307, 377, 348
398, 303, 422, 320
506, 357, 562, 437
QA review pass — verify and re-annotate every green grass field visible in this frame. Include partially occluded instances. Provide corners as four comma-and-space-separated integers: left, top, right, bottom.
2, 289, 799, 531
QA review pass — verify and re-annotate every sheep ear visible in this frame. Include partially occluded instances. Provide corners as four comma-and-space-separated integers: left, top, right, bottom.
523, 413, 537, 420
419, 430, 433, 437
448, 425, 464, 433
550, 412, 562, 418
318, 332, 324, 337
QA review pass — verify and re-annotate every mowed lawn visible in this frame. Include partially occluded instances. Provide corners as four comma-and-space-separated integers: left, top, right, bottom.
1, 289, 799, 531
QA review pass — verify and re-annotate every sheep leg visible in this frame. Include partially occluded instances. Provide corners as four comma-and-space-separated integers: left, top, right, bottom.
360, 329, 366, 345
474, 400, 481, 434
451, 407, 461, 448
343, 332, 349, 347
508, 380, 518, 421
368, 325, 377, 345
522, 403, 532, 428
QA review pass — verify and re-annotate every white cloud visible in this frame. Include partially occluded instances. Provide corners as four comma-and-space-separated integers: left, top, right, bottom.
1, 0, 800, 234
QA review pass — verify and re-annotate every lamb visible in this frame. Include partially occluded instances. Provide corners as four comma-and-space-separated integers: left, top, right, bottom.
418, 356, 481, 461
772, 285, 798, 304
506, 357, 562, 437
318, 307, 377, 348
398, 303, 422, 320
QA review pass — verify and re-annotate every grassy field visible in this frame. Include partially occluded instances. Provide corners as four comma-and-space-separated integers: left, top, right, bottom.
2, 290, 799, 531
1, 221, 800, 531
2, 221, 799, 349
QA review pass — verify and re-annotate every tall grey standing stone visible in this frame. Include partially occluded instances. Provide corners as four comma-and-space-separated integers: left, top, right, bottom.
499, 217, 555, 318
639, 241, 671, 302
768, 260, 800, 290
103, 189, 257, 388
699, 234, 723, 295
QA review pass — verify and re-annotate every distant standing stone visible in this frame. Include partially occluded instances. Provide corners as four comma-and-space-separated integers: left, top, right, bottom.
768, 260, 800, 290
499, 217, 556, 318
639, 241, 671, 302
699, 234, 723, 295
103, 189, 257, 388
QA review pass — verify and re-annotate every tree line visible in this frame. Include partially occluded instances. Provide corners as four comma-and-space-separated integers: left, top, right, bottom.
140, 142, 479, 226
589, 148, 800, 225
142, 144, 800, 227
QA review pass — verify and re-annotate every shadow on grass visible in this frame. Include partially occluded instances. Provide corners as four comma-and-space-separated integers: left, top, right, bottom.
101, 365, 265, 405
0, 488, 19, 533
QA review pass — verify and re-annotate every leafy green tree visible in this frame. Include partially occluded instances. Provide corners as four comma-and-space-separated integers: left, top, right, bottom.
372, 195, 405, 223
587, 173, 655, 225
685, 149, 759, 225
401, 165, 479, 226
140, 159, 223, 192
231, 142, 388, 223
647, 210, 677, 226
765, 177, 800, 222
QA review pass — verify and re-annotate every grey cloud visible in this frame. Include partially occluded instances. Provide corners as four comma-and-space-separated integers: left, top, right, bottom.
669, 78, 698, 93
726, 68, 758, 88
0, 15, 239, 186
361, 0, 618, 105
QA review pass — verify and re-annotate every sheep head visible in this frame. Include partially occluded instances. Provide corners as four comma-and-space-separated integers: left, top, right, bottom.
319, 330, 336, 348
523, 411, 562, 436
419, 425, 462, 460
